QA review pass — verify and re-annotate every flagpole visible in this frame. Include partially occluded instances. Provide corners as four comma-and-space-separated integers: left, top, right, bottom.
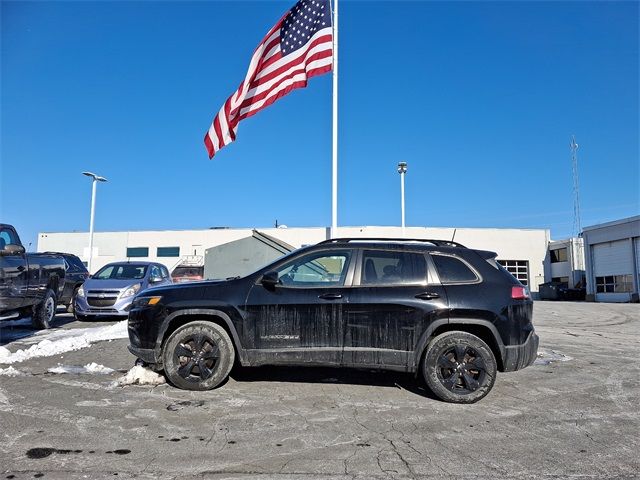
331, 0, 338, 238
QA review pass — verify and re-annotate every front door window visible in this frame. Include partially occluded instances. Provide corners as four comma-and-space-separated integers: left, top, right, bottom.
276, 251, 351, 287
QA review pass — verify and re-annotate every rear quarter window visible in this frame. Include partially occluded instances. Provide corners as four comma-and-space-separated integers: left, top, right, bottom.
431, 254, 479, 284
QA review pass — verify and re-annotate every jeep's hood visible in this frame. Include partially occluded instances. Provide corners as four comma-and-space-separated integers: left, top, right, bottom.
83, 278, 143, 290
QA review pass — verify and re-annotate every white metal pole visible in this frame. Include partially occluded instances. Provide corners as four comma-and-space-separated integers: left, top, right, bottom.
88, 179, 97, 273
331, 0, 338, 238
400, 171, 405, 235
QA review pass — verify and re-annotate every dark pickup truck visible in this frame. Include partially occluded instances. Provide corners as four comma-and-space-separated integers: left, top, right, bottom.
0, 224, 66, 329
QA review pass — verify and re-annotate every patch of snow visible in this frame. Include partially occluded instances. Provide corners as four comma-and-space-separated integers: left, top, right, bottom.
534, 348, 573, 366
111, 365, 165, 387
0, 346, 10, 361
0, 320, 127, 364
48, 362, 115, 375
0, 366, 25, 376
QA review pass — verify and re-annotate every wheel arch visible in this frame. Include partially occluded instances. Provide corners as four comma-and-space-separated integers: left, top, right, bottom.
156, 309, 248, 366
415, 319, 506, 372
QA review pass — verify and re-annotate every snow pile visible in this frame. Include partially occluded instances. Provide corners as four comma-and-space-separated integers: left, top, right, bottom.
0, 366, 25, 376
534, 348, 573, 366
0, 320, 128, 364
48, 363, 115, 375
0, 347, 10, 361
111, 365, 165, 387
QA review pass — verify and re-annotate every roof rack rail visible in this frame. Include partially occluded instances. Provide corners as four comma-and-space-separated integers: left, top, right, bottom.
318, 238, 467, 248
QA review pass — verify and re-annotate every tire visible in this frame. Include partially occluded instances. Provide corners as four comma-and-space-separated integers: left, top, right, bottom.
32, 289, 56, 330
422, 331, 497, 404
67, 286, 80, 313
162, 321, 235, 391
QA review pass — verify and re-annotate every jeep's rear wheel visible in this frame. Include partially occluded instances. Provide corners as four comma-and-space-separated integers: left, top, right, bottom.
422, 331, 497, 403
162, 321, 234, 391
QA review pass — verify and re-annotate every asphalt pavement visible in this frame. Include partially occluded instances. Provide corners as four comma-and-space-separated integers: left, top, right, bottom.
0, 302, 638, 479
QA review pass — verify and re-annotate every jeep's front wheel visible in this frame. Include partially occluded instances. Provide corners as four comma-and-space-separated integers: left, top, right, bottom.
162, 321, 235, 391
422, 331, 497, 403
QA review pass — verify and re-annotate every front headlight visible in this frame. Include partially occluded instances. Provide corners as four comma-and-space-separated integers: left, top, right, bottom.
77, 286, 85, 298
132, 295, 162, 308
120, 283, 142, 298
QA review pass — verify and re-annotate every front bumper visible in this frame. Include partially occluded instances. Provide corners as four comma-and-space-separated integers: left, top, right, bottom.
128, 345, 158, 365
502, 331, 539, 372
75, 295, 132, 317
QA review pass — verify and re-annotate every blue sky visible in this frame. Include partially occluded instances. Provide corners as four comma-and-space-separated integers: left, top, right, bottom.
2, 0, 638, 249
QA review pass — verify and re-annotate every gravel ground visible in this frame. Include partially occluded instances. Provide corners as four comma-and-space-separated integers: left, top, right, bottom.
0, 301, 638, 479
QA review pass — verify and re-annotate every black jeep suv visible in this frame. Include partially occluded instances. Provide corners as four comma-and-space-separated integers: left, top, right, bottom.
128, 238, 538, 403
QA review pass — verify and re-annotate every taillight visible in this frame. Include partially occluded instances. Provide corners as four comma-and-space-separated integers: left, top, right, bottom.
511, 286, 530, 300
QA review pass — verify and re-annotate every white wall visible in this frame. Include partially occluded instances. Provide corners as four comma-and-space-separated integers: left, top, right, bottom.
583, 216, 640, 302
547, 237, 585, 288
38, 225, 550, 292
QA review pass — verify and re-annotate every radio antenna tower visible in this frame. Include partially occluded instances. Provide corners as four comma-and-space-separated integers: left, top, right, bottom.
570, 135, 582, 238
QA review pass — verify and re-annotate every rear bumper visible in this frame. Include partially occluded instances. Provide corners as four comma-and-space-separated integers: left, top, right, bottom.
502, 331, 539, 372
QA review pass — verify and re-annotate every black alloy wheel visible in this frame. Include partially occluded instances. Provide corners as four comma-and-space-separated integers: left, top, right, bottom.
174, 333, 220, 382
436, 344, 487, 394
162, 321, 234, 391
422, 331, 497, 403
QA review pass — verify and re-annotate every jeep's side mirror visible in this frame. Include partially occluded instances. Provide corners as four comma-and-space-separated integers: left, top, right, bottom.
260, 271, 279, 289
0, 244, 25, 256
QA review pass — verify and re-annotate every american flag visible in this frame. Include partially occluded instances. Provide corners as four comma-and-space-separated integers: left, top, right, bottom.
204, 0, 333, 159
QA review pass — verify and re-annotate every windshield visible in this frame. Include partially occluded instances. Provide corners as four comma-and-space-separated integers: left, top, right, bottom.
93, 264, 147, 280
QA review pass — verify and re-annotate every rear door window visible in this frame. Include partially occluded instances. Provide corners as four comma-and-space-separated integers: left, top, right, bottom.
360, 250, 427, 285
69, 256, 87, 272
431, 254, 479, 284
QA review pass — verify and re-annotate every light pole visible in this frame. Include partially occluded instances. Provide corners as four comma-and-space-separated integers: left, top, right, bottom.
397, 162, 407, 235
82, 171, 107, 273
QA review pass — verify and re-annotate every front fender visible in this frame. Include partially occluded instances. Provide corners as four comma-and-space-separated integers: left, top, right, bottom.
156, 308, 248, 365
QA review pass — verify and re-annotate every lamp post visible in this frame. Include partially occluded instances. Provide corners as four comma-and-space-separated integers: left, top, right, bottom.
397, 162, 407, 235
82, 172, 107, 273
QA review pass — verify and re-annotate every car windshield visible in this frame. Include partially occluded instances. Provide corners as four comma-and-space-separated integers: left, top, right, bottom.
93, 264, 147, 280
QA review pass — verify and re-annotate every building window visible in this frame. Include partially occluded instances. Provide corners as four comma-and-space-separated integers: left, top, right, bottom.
126, 247, 149, 258
596, 275, 633, 293
552, 277, 570, 284
157, 247, 180, 257
498, 260, 529, 285
550, 248, 568, 263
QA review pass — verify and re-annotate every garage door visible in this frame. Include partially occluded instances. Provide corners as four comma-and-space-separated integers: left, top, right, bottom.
593, 240, 633, 276
635, 237, 640, 290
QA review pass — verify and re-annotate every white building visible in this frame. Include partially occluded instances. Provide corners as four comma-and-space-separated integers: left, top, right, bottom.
38, 225, 551, 295
583, 216, 640, 303
545, 237, 585, 288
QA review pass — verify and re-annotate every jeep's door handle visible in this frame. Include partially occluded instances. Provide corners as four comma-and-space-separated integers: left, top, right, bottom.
318, 293, 342, 300
415, 292, 440, 300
